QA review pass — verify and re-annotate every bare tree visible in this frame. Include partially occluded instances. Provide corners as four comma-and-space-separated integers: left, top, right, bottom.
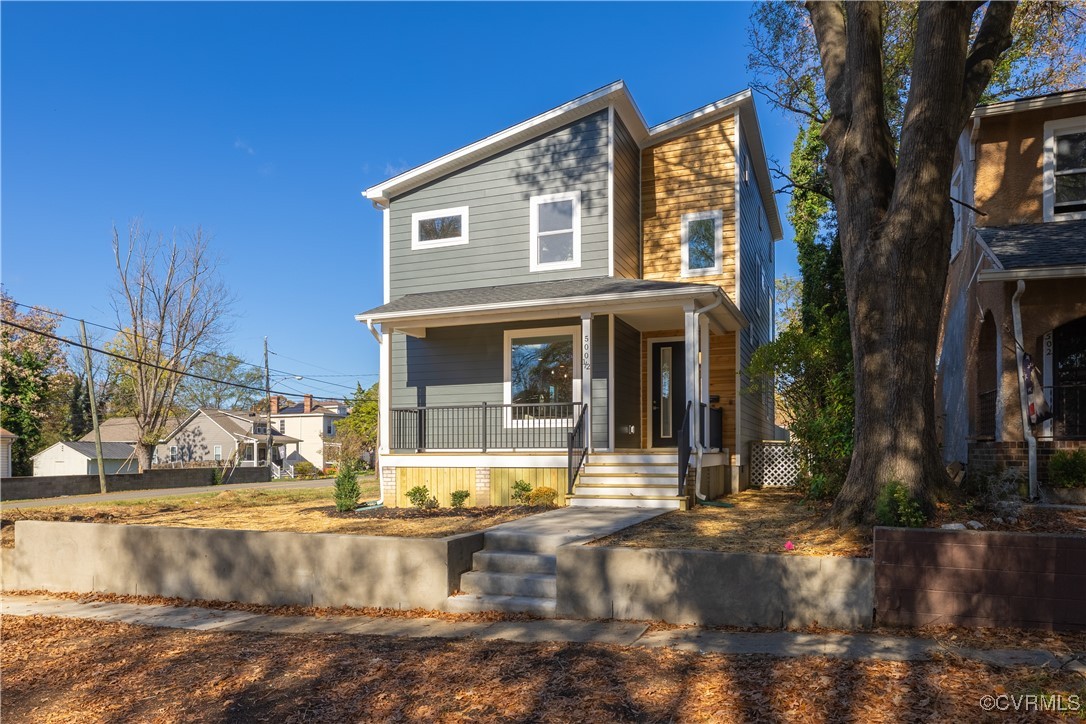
112, 220, 230, 470
802, 1, 1018, 524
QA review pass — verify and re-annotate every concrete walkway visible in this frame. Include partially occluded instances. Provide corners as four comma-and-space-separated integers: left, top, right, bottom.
0, 478, 337, 510
3, 594, 1083, 671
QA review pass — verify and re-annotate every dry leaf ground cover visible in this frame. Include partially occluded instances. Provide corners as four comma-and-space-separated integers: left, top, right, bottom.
3, 615, 1084, 723
1, 484, 545, 548
595, 487, 1086, 558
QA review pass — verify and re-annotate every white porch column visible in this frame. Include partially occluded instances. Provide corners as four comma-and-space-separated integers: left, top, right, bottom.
379, 330, 391, 455
684, 304, 699, 443
581, 312, 593, 451
700, 315, 711, 448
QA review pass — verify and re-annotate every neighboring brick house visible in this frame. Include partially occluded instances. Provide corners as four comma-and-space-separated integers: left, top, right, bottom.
937, 88, 1086, 489
357, 81, 782, 509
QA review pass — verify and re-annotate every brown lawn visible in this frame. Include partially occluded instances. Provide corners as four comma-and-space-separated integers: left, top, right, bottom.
3, 615, 1083, 722
595, 487, 1086, 559
1, 483, 546, 548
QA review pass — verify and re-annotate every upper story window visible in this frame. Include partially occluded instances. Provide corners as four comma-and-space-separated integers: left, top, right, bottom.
278, 420, 285, 433
681, 210, 723, 277
411, 206, 470, 249
1043, 116, 1086, 221
529, 191, 581, 272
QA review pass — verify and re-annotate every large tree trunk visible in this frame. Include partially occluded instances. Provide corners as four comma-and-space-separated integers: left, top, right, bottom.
807, 1, 1016, 525
135, 442, 154, 472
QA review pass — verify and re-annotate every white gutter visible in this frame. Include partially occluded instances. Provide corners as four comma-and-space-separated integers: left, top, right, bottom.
979, 265, 1086, 282
1010, 280, 1039, 499
692, 297, 724, 501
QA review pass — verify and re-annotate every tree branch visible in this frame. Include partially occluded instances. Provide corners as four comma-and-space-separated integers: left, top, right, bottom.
959, 1, 1018, 125
806, 1, 850, 119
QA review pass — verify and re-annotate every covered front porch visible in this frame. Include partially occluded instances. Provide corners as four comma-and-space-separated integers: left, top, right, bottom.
359, 277, 747, 505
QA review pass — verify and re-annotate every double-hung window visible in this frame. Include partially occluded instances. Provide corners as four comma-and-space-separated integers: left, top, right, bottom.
503, 326, 581, 424
213, 445, 222, 462
1044, 116, 1086, 221
411, 206, 469, 249
681, 210, 723, 277
529, 191, 581, 271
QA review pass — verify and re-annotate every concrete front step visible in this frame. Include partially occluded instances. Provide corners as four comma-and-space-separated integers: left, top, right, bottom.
482, 530, 588, 554
446, 593, 557, 617
579, 473, 677, 486
568, 494, 686, 510
584, 462, 676, 474
473, 550, 556, 576
574, 483, 679, 497
460, 571, 557, 599
588, 452, 679, 465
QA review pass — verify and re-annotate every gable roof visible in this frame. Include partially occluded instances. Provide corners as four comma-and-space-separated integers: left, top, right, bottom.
31, 441, 135, 461
0, 428, 16, 439
162, 408, 302, 444
276, 401, 346, 416
976, 220, 1086, 270
362, 81, 783, 241
972, 88, 1086, 118
79, 416, 185, 444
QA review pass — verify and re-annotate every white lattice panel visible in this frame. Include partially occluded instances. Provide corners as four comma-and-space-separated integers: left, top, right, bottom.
751, 441, 800, 488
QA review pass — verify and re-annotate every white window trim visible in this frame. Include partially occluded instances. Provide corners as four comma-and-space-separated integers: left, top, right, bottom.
529, 191, 582, 272
950, 166, 964, 259
502, 325, 582, 428
680, 209, 724, 278
410, 206, 470, 249
213, 445, 222, 461
1043, 115, 1086, 222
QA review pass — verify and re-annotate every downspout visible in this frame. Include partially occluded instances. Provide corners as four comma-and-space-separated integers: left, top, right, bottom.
691, 296, 723, 502
1010, 281, 1038, 499
363, 318, 385, 508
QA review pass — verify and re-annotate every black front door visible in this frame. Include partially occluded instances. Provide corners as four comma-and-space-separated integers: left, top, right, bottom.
651, 341, 686, 448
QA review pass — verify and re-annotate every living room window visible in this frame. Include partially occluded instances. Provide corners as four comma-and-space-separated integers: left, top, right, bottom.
1043, 116, 1086, 221
529, 191, 581, 271
681, 210, 723, 277
503, 326, 581, 424
411, 206, 469, 249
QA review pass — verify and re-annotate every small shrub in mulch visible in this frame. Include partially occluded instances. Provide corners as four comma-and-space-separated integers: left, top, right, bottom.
327, 505, 553, 521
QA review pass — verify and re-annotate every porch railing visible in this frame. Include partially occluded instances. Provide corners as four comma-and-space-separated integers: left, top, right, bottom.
1045, 384, 1086, 439
389, 402, 585, 452
677, 401, 693, 496
567, 404, 589, 495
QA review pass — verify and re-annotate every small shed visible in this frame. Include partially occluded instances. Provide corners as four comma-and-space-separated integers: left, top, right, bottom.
31, 441, 138, 477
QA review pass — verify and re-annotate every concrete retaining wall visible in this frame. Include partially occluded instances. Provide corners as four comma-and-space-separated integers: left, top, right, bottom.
6, 520, 484, 611
557, 544, 874, 629
1, 466, 272, 501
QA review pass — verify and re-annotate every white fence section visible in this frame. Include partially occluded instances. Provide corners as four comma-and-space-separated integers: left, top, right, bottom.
750, 441, 801, 488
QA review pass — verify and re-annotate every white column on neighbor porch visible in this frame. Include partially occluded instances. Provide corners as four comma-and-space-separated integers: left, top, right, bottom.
684, 304, 699, 444
700, 314, 711, 448
581, 312, 593, 451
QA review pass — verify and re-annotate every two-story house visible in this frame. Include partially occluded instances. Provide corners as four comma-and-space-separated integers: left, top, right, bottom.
938, 88, 1086, 493
358, 81, 782, 509
270, 394, 348, 471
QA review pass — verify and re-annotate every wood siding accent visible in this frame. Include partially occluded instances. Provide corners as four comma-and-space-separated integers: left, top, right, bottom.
641, 114, 737, 294
490, 467, 568, 506
974, 102, 1086, 226
395, 467, 475, 508
389, 111, 610, 297
709, 331, 737, 456
874, 527, 1086, 631
612, 113, 641, 279
591, 315, 610, 449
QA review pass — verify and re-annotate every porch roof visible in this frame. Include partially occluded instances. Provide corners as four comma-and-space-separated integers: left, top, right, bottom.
356, 277, 747, 333
977, 220, 1086, 271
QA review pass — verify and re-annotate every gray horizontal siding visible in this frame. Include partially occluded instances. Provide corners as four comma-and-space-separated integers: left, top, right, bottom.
389, 110, 611, 297
592, 315, 609, 449
613, 114, 641, 279
614, 315, 641, 449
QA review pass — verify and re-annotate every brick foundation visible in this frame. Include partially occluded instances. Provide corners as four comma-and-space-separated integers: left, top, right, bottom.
475, 467, 491, 507
968, 439, 1086, 483
380, 464, 397, 503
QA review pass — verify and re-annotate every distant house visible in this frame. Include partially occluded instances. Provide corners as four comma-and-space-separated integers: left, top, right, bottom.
269, 394, 347, 470
937, 88, 1086, 487
0, 428, 16, 478
155, 408, 301, 470
31, 441, 138, 477
79, 415, 185, 445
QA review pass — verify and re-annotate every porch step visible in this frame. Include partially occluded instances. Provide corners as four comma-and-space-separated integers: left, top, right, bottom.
574, 482, 679, 497
473, 551, 556, 576
588, 452, 679, 465
584, 462, 675, 474
460, 571, 557, 599
445, 593, 556, 617
482, 530, 587, 554
568, 494, 687, 510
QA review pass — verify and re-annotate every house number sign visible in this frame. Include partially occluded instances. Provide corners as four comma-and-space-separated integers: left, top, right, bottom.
583, 334, 591, 371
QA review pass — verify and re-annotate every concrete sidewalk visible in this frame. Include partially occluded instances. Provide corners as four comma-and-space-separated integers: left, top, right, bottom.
3, 594, 1083, 671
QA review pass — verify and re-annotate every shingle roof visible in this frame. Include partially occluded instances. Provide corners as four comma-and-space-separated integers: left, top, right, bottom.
60, 441, 135, 460
977, 220, 1086, 270
359, 277, 722, 318
200, 409, 302, 443
277, 401, 346, 416
79, 416, 184, 444
0, 428, 16, 439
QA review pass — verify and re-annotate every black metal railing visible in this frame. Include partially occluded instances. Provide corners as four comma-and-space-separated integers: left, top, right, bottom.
389, 402, 584, 452
677, 401, 693, 496
976, 389, 997, 438
1045, 384, 1086, 439
567, 404, 589, 495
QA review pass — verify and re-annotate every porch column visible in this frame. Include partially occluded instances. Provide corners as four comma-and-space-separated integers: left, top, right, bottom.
700, 315, 711, 448
581, 312, 593, 451
684, 304, 699, 444
379, 330, 391, 455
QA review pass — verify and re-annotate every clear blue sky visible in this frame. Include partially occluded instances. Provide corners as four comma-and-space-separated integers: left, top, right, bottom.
1, 1, 798, 401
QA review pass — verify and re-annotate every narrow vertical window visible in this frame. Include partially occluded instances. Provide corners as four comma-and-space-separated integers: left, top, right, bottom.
529, 191, 581, 271
681, 210, 723, 277
660, 346, 673, 438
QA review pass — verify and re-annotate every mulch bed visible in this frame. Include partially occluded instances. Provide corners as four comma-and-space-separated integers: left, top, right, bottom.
328, 504, 553, 521
3, 615, 1083, 722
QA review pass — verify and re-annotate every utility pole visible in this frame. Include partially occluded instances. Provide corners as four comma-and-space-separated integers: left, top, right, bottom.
265, 336, 272, 472
80, 320, 108, 494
